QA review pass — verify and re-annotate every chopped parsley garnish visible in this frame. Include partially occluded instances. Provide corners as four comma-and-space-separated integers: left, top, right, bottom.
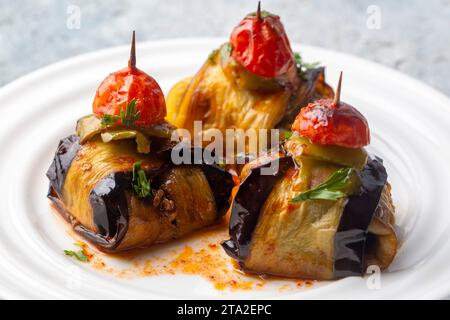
290, 168, 353, 202
293, 52, 302, 65
120, 99, 140, 126
64, 243, 89, 262
132, 161, 151, 198
101, 114, 119, 126
294, 52, 321, 80
101, 99, 140, 127
283, 131, 293, 139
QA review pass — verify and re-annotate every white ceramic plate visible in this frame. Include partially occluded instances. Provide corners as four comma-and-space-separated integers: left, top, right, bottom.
0, 38, 450, 299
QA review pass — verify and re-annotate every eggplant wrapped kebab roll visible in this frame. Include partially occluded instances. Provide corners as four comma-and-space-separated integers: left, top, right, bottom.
167, 7, 333, 151
47, 33, 234, 252
47, 132, 233, 252
222, 74, 397, 279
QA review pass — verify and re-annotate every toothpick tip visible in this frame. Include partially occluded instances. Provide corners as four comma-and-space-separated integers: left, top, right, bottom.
333, 71, 343, 106
257, 1, 262, 21
129, 30, 136, 70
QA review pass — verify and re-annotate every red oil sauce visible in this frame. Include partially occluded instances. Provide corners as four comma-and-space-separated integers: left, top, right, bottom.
51, 204, 316, 292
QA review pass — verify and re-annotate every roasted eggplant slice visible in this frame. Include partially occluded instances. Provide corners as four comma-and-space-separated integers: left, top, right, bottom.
222, 148, 397, 280
47, 135, 234, 252
365, 184, 397, 270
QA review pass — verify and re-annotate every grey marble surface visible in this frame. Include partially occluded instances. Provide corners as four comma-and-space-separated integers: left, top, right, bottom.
0, 0, 449, 96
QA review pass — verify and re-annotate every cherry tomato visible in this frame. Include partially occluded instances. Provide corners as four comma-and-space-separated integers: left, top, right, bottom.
230, 11, 296, 79
93, 67, 166, 126
291, 99, 370, 148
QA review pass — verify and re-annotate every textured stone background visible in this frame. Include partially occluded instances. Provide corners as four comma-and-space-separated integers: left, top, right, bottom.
0, 0, 449, 96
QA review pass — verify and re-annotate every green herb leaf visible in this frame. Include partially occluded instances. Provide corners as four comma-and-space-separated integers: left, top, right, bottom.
290, 168, 353, 203
101, 99, 140, 127
283, 131, 293, 139
64, 247, 88, 262
294, 51, 321, 81
294, 52, 302, 66
132, 161, 151, 198
120, 99, 141, 126
101, 114, 120, 126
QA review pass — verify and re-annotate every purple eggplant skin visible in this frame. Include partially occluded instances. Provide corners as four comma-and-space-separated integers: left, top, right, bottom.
46, 135, 134, 250
47, 135, 234, 251
81, 171, 131, 249
46, 134, 80, 199
222, 150, 388, 279
334, 157, 387, 278
161, 146, 235, 214
222, 153, 294, 262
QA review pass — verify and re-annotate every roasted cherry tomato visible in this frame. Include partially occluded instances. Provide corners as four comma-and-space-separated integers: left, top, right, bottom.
230, 8, 296, 79
93, 67, 166, 126
291, 99, 370, 149
93, 32, 166, 126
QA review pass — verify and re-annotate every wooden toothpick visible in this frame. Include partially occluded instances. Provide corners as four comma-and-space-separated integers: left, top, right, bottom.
333, 71, 343, 106
129, 30, 136, 70
256, 1, 262, 21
